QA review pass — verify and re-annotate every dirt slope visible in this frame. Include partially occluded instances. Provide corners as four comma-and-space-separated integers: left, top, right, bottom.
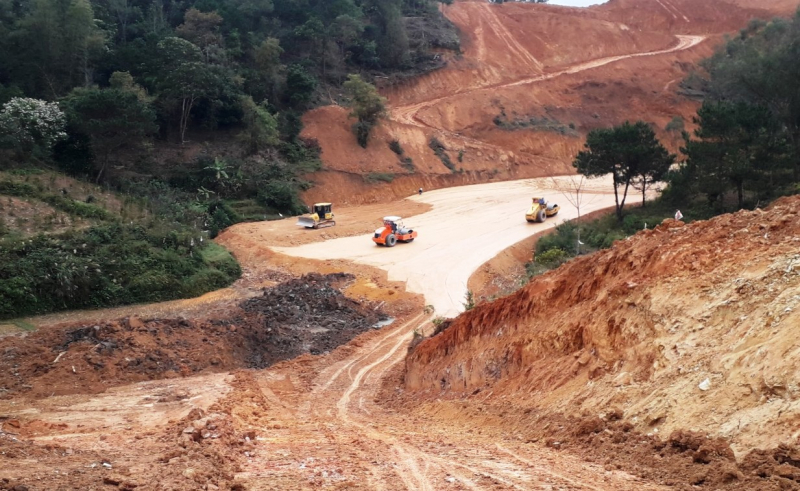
406, 196, 800, 458
0, 273, 384, 400
300, 0, 786, 205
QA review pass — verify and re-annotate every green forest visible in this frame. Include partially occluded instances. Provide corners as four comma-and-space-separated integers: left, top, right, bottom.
0, 0, 458, 189
0, 0, 459, 319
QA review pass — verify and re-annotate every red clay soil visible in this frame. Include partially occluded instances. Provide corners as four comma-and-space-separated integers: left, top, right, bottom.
390, 395, 800, 491
0, 273, 383, 400
405, 195, 800, 487
300, 0, 787, 204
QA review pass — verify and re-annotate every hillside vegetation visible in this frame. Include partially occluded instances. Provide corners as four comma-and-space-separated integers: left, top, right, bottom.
0, 0, 458, 206
0, 170, 240, 319
0, 0, 457, 317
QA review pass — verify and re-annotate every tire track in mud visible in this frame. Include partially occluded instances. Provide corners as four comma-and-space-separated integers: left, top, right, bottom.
334, 322, 432, 490
654, 0, 691, 22
480, 3, 544, 72
284, 313, 431, 489
281, 310, 661, 490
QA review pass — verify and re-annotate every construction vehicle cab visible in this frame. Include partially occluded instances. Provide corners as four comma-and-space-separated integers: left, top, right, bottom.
373, 216, 417, 247
297, 202, 336, 229
526, 197, 560, 223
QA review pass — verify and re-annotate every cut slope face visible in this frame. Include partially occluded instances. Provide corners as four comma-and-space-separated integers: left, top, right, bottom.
301, 0, 785, 205
406, 195, 800, 454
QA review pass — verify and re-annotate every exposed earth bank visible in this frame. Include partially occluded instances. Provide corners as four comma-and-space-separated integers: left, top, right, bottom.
0, 273, 385, 400
405, 195, 800, 489
2, 0, 800, 489
299, 0, 787, 205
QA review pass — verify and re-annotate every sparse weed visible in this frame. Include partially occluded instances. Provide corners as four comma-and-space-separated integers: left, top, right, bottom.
389, 139, 404, 155
429, 137, 456, 172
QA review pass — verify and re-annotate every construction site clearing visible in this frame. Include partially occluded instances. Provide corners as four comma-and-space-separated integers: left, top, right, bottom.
1, 190, 799, 490
3, 0, 800, 488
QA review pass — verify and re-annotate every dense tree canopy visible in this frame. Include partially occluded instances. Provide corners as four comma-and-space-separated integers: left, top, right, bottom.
62, 87, 157, 181
0, 0, 458, 165
574, 121, 673, 220
675, 12, 800, 210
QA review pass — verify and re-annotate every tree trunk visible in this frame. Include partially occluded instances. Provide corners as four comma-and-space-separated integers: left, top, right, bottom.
618, 178, 631, 222
613, 175, 622, 221
95, 156, 108, 183
642, 180, 647, 208
794, 133, 800, 183
180, 96, 194, 144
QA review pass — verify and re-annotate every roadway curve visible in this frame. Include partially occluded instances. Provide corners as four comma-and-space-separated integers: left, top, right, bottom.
392, 34, 706, 130
275, 33, 706, 318
274, 176, 618, 317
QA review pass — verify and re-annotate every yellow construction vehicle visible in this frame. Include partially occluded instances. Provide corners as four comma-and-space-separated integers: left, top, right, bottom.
526, 197, 560, 223
297, 202, 335, 229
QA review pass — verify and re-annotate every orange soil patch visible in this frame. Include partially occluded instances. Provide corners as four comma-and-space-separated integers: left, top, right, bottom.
407, 196, 800, 458
300, 0, 786, 205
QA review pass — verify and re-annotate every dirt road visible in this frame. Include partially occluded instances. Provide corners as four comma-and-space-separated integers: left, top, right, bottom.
392, 34, 705, 130
273, 176, 617, 318
237, 312, 665, 490
0, 309, 664, 490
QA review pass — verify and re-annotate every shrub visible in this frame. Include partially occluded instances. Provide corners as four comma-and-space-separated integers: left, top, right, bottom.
257, 180, 307, 216
536, 220, 578, 255
431, 316, 452, 336
463, 290, 475, 310
536, 248, 569, 267
429, 137, 455, 172
352, 121, 373, 148
665, 116, 685, 132
400, 157, 415, 172
0, 97, 66, 155
389, 139, 404, 155
365, 172, 395, 183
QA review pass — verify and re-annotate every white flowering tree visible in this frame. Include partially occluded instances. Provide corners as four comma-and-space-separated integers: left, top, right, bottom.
0, 97, 67, 156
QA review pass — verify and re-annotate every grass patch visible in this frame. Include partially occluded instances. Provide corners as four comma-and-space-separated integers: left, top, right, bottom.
0, 179, 113, 221
493, 114, 579, 137
365, 172, 395, 183
0, 223, 241, 319
11, 319, 36, 331
429, 137, 456, 172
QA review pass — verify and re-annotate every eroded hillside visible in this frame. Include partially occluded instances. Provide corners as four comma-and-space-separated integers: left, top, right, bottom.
301, 0, 786, 204
406, 196, 800, 458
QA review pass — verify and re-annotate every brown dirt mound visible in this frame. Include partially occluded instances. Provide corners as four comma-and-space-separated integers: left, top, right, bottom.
0, 273, 384, 399
545, 414, 800, 490
406, 196, 800, 455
